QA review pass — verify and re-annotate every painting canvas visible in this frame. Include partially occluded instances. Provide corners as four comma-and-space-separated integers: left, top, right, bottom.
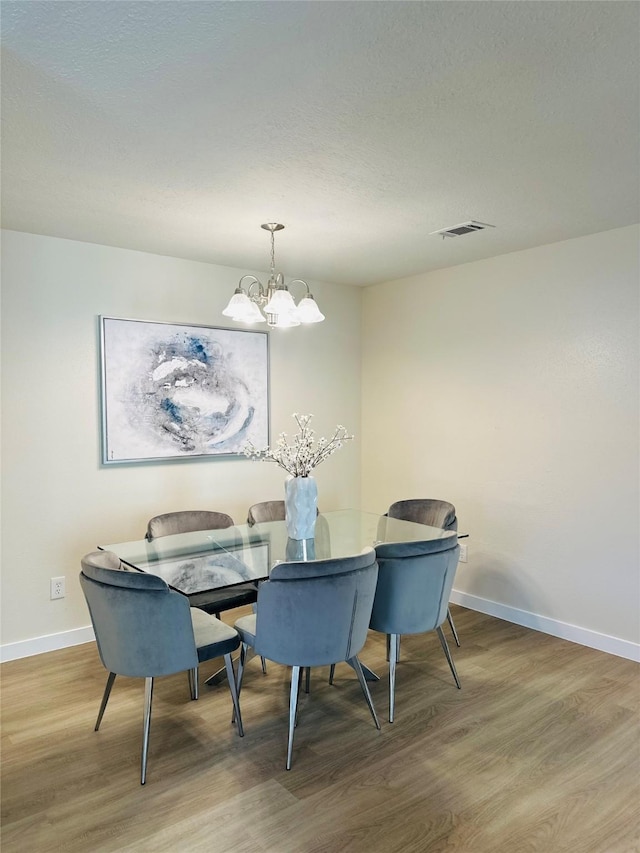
100, 317, 269, 464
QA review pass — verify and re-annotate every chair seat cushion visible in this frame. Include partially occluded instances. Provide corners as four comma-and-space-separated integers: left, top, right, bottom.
191, 608, 241, 661
234, 614, 257, 648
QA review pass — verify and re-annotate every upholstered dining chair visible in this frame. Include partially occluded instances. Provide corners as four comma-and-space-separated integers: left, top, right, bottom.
387, 499, 458, 531
246, 500, 322, 526
146, 510, 236, 539
145, 510, 259, 618
233, 548, 380, 769
80, 550, 244, 784
386, 499, 461, 646
368, 536, 461, 722
246, 500, 286, 526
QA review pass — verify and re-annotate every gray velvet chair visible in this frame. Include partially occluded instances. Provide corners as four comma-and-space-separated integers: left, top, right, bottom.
80, 550, 244, 784
246, 500, 286, 526
247, 500, 321, 526
369, 537, 461, 722
146, 510, 236, 539
386, 499, 461, 646
387, 499, 458, 531
234, 548, 380, 769
145, 510, 259, 618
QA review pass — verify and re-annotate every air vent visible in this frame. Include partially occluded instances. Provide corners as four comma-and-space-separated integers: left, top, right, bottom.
430, 220, 496, 238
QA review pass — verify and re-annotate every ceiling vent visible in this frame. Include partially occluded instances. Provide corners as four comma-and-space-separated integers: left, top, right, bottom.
430, 220, 496, 238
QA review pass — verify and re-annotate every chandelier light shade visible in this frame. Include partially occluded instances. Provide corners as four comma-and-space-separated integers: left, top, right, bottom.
222, 223, 325, 328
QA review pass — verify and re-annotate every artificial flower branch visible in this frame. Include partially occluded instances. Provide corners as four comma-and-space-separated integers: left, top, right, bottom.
244, 413, 353, 478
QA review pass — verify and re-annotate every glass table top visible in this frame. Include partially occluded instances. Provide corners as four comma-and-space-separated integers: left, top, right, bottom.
100, 509, 457, 597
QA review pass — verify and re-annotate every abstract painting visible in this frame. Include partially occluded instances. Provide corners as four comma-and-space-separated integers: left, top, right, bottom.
100, 317, 269, 463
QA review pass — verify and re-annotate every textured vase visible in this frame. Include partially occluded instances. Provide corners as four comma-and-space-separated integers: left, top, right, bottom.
284, 475, 318, 540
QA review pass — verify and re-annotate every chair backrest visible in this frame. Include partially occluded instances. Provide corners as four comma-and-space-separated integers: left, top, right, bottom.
145, 510, 234, 540
369, 538, 460, 636
80, 551, 198, 677
253, 549, 378, 667
246, 501, 285, 526
387, 499, 458, 531
247, 500, 321, 527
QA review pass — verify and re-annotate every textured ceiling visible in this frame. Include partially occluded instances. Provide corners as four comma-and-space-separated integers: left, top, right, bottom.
1, 1, 638, 286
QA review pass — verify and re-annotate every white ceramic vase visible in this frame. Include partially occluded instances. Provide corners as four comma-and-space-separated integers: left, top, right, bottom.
284, 475, 318, 540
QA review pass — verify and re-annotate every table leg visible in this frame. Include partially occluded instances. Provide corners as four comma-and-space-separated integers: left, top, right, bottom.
346, 659, 379, 682
205, 648, 257, 687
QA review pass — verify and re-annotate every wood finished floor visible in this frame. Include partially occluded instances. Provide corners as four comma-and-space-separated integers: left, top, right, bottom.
2, 606, 639, 853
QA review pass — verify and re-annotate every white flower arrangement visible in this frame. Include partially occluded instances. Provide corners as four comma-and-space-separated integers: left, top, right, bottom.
244, 413, 353, 478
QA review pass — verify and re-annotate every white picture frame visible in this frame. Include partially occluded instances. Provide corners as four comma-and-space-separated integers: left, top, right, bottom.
100, 316, 269, 464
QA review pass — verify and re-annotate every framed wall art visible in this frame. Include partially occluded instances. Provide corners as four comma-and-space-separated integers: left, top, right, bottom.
100, 316, 269, 464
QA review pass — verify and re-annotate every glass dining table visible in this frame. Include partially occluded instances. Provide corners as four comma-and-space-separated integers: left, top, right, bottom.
99, 509, 457, 598
99, 509, 459, 684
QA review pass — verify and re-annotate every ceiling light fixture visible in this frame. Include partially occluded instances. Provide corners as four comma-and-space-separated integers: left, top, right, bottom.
222, 223, 325, 328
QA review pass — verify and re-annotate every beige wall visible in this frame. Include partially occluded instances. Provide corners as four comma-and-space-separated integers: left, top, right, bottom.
2, 225, 638, 659
361, 225, 639, 651
0, 230, 362, 651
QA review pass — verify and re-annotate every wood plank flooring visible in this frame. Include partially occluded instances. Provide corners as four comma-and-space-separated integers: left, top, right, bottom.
2, 606, 639, 852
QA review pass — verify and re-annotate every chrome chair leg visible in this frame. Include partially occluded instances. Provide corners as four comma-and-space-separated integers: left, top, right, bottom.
141, 676, 154, 785
232, 643, 248, 725
237, 643, 248, 694
287, 666, 301, 770
447, 608, 460, 647
188, 666, 199, 700
349, 656, 381, 730
389, 633, 400, 723
95, 671, 116, 731
295, 667, 303, 728
223, 653, 244, 737
436, 626, 461, 689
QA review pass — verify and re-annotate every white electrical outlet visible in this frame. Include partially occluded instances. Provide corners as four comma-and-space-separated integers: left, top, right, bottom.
50, 576, 65, 599
459, 543, 468, 563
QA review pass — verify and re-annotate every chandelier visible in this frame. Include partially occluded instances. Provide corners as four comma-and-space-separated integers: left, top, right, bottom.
222, 223, 325, 328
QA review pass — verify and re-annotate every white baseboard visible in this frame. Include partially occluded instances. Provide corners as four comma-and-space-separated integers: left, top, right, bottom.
2, 597, 639, 664
449, 588, 640, 663
0, 625, 95, 663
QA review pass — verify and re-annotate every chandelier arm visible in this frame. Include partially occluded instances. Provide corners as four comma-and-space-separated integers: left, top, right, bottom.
238, 275, 266, 303
287, 279, 312, 299
238, 274, 262, 291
